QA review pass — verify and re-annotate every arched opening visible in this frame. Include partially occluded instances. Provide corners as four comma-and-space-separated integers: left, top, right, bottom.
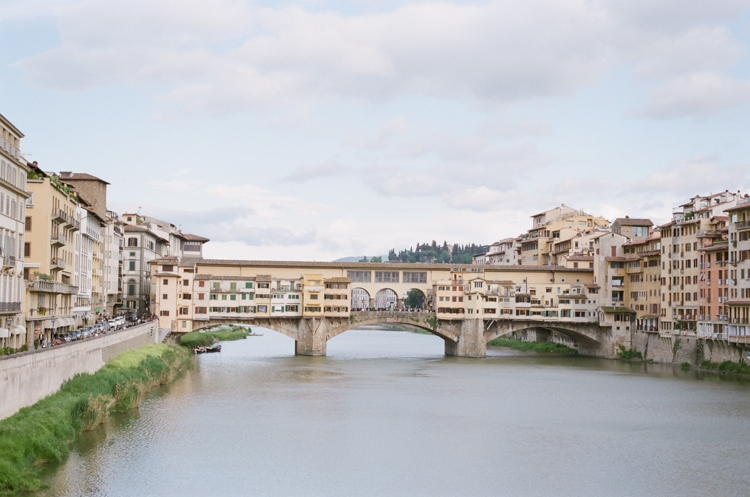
351, 287, 371, 310
403, 288, 426, 310
374, 288, 397, 311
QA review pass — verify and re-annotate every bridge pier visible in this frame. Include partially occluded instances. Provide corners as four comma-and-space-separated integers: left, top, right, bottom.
295, 317, 329, 356
445, 319, 486, 358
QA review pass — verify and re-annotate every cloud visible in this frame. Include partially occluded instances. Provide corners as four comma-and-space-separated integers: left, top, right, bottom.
636, 73, 750, 119
12, 0, 750, 120
281, 159, 352, 183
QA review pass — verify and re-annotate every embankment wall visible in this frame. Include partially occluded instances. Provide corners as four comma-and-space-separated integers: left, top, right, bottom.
631, 331, 746, 365
0, 322, 158, 421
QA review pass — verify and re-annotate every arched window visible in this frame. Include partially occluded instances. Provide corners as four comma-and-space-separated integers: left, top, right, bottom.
127, 279, 136, 296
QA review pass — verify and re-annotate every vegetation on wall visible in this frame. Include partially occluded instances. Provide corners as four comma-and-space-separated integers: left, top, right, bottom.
0, 344, 192, 495
178, 326, 249, 349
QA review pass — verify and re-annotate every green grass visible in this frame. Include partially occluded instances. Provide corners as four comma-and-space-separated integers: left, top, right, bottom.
179, 326, 249, 349
487, 338, 578, 355
0, 344, 192, 495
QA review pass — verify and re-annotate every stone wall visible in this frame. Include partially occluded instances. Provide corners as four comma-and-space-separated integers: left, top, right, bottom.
0, 322, 158, 421
631, 331, 746, 365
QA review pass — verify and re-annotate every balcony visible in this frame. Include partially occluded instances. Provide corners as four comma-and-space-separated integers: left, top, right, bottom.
27, 279, 79, 294
736, 220, 750, 231
2, 255, 15, 268
50, 232, 66, 246
52, 209, 66, 223
0, 302, 21, 313
50, 257, 66, 270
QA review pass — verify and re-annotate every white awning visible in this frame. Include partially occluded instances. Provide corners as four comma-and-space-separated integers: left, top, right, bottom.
0, 328, 9, 338
42, 320, 54, 329
12, 326, 25, 335
64, 318, 76, 326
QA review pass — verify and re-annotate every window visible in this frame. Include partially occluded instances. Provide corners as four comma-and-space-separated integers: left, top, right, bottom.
183, 279, 189, 286
403, 272, 427, 283
245, 282, 253, 288
163, 279, 168, 285
310, 294, 318, 299
347, 270, 371, 282
163, 264, 174, 272
160, 310, 170, 316
127, 237, 138, 247
198, 294, 205, 300
195, 307, 207, 314
25, 216, 31, 231
24, 242, 30, 257
129, 261, 135, 271
199, 281, 205, 287
128, 281, 135, 295
162, 294, 168, 299
375, 271, 399, 283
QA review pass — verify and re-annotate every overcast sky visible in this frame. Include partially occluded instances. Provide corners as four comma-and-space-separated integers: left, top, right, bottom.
2, 0, 749, 261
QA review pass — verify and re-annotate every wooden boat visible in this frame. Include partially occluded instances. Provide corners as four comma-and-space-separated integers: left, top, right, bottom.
204, 344, 222, 353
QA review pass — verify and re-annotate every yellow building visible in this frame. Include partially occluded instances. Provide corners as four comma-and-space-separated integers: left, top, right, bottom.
24, 166, 80, 344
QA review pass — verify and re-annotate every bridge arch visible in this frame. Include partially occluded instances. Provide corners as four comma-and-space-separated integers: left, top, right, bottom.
485, 321, 602, 348
374, 288, 398, 310
402, 288, 427, 309
351, 287, 371, 310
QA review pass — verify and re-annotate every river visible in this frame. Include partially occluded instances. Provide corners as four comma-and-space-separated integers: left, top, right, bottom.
39, 328, 750, 497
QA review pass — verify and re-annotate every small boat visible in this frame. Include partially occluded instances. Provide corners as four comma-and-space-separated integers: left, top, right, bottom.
204, 344, 222, 353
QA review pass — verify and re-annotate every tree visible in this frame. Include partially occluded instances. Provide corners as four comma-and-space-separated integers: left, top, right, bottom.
370, 256, 382, 263
404, 289, 425, 308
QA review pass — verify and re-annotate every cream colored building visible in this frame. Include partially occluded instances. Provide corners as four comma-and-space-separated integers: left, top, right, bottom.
0, 113, 29, 350
24, 167, 80, 344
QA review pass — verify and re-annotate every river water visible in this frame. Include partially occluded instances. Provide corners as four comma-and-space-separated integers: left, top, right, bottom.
39, 328, 750, 497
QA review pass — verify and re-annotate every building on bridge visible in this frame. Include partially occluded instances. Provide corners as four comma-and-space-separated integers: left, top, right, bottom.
149, 258, 600, 335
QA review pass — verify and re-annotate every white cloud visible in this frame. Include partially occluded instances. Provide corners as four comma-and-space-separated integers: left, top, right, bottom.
637, 73, 750, 119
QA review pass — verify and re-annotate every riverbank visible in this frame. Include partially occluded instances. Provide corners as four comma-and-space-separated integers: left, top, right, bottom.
487, 338, 578, 355
0, 344, 192, 495
178, 326, 251, 349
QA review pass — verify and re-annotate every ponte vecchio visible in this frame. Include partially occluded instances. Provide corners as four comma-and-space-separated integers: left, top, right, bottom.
150, 258, 633, 358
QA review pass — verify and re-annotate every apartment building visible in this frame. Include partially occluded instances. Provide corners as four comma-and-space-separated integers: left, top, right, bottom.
520, 205, 609, 266
660, 191, 744, 335
102, 211, 124, 317
0, 113, 29, 350
697, 219, 729, 338
24, 166, 80, 344
485, 238, 519, 266
725, 197, 750, 340
621, 230, 661, 333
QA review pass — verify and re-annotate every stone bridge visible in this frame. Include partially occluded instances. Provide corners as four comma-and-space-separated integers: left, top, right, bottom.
192, 311, 620, 358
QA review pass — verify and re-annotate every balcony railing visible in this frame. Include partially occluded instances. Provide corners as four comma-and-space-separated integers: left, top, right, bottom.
2, 255, 15, 267
0, 302, 21, 313
736, 220, 750, 230
50, 232, 66, 246
50, 257, 66, 269
26, 279, 79, 294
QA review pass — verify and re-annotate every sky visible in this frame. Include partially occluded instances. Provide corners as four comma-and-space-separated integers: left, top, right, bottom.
1, 0, 750, 261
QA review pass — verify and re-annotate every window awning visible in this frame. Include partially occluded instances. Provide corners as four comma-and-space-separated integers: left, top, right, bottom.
0, 328, 9, 338
12, 326, 25, 335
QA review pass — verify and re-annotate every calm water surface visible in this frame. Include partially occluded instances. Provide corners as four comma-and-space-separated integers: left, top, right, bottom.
40, 329, 750, 497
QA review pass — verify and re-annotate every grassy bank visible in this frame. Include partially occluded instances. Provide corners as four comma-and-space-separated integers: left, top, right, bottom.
178, 326, 250, 349
0, 344, 192, 495
487, 338, 578, 355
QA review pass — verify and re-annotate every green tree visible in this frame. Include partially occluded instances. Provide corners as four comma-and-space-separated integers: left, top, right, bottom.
370, 256, 382, 263
404, 289, 425, 308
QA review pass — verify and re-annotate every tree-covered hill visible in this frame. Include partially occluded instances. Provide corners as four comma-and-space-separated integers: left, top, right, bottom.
386, 241, 488, 264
